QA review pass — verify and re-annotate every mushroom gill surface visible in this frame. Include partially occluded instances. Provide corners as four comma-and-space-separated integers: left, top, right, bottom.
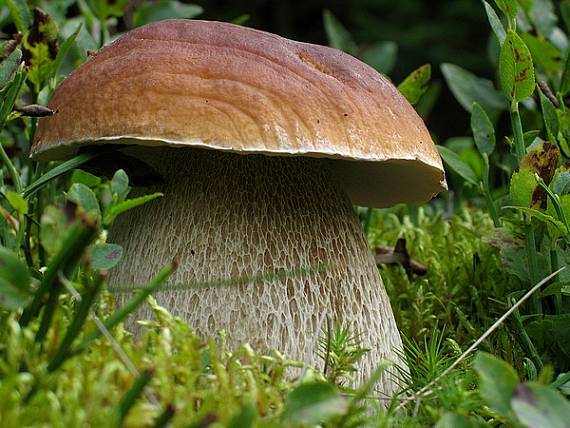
109, 147, 403, 393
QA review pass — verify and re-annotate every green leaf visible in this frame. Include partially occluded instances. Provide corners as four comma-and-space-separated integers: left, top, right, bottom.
504, 206, 567, 234
0, 246, 32, 311
437, 145, 479, 186
552, 171, 570, 195
6, 0, 32, 32
24, 151, 108, 199
40, 205, 69, 257
0, 65, 25, 125
282, 383, 346, 423
470, 102, 496, 155
323, 10, 357, 55
132, 1, 202, 27
90, 243, 123, 270
441, 63, 506, 115
398, 64, 431, 105
539, 90, 559, 139
474, 352, 518, 417
483, 1, 506, 44
495, 0, 518, 23
361, 41, 397, 74
522, 33, 562, 73
512, 383, 570, 428
49, 23, 81, 80
0, 47, 22, 88
562, 0, 570, 34
111, 169, 129, 196
6, 191, 28, 215
103, 193, 163, 225
529, 0, 557, 37
67, 183, 100, 220
499, 30, 535, 102
70, 169, 101, 188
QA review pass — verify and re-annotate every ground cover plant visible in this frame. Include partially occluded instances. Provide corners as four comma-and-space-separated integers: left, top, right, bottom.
0, 0, 569, 426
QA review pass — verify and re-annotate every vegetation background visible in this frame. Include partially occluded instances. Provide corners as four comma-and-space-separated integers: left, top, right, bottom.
0, 0, 570, 427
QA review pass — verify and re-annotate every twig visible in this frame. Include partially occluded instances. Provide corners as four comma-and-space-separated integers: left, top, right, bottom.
395, 267, 564, 411
538, 81, 560, 108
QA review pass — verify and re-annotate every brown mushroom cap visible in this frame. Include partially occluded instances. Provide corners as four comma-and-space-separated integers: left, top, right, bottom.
32, 19, 446, 208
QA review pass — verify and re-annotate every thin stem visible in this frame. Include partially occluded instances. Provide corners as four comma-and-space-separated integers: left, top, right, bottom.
512, 303, 543, 371
511, 103, 526, 162
550, 249, 563, 313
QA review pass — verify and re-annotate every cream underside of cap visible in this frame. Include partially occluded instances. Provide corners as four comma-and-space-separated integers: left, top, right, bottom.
37, 134, 446, 208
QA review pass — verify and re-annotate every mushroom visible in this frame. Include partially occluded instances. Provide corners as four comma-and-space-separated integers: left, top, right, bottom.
32, 20, 446, 394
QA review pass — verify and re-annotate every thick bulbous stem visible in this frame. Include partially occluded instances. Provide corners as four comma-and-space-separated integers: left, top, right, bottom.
109, 147, 404, 394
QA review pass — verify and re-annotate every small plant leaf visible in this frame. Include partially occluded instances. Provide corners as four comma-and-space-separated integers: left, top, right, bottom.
539, 90, 559, 139
67, 183, 100, 220
441, 63, 506, 115
437, 145, 479, 186
529, 0, 557, 37
323, 10, 357, 55
0, 47, 22, 88
470, 102, 496, 156
282, 383, 346, 423
398, 64, 431, 105
70, 169, 101, 188
512, 383, 570, 428
495, 0, 518, 23
6, 191, 28, 215
551, 170, 570, 195
483, 1, 506, 44
499, 30, 535, 102
111, 169, 129, 196
103, 193, 163, 225
0, 246, 32, 311
49, 23, 81, 81
6, 0, 32, 33
361, 41, 397, 74
132, 1, 202, 27
522, 34, 562, 73
474, 352, 518, 417
90, 243, 123, 270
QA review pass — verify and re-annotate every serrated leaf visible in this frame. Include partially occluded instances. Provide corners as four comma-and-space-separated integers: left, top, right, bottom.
441, 63, 506, 115
470, 102, 496, 155
111, 169, 129, 196
103, 193, 163, 225
67, 183, 100, 220
398, 64, 431, 105
282, 383, 347, 423
361, 41, 397, 74
437, 145, 479, 186
90, 243, 123, 270
0, 246, 32, 311
512, 383, 570, 428
499, 30, 535, 102
323, 10, 357, 55
474, 352, 518, 417
0, 47, 22, 88
483, 1, 506, 44
132, 1, 202, 27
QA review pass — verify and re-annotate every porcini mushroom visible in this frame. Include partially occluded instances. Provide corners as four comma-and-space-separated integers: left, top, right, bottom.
32, 20, 446, 394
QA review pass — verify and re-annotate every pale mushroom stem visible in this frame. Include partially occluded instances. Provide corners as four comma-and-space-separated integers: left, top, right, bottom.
109, 146, 404, 394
